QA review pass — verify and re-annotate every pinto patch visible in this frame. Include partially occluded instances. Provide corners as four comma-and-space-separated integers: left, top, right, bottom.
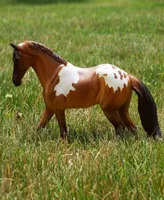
96, 64, 129, 92
54, 63, 80, 96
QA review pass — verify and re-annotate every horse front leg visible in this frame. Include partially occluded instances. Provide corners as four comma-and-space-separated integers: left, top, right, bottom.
37, 107, 54, 130
55, 110, 67, 140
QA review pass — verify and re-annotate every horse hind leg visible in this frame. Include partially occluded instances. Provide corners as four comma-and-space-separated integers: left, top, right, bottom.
117, 92, 137, 133
118, 109, 137, 132
102, 108, 125, 137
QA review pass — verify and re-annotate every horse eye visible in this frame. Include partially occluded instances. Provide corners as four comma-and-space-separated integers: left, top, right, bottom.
15, 55, 20, 60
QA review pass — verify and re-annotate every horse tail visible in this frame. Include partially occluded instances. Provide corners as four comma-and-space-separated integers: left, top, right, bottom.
129, 75, 162, 138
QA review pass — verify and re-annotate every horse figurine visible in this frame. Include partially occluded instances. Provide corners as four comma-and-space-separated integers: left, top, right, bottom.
10, 41, 162, 140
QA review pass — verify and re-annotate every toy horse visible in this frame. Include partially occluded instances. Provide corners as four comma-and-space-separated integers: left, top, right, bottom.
10, 41, 162, 139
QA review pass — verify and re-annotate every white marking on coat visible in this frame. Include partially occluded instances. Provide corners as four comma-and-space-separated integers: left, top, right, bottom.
96, 64, 129, 92
54, 63, 80, 96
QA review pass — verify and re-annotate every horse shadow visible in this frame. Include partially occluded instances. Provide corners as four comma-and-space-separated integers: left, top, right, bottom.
29, 126, 139, 147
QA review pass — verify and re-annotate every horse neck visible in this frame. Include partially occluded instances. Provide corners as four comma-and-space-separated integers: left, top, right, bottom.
32, 54, 61, 88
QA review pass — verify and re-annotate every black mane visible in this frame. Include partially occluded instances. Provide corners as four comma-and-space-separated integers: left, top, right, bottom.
30, 41, 67, 66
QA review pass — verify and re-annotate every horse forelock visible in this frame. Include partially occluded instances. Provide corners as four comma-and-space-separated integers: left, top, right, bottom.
27, 41, 67, 66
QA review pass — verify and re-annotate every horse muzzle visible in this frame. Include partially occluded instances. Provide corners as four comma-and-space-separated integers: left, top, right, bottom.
13, 79, 21, 86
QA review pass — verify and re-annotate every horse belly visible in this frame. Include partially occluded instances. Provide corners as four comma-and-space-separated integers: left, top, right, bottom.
66, 85, 99, 108
45, 81, 99, 110
64, 72, 100, 108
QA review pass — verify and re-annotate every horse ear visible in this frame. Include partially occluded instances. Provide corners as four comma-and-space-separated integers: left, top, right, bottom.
10, 43, 18, 50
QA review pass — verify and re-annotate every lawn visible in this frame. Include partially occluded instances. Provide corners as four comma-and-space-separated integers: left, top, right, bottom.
0, 0, 164, 199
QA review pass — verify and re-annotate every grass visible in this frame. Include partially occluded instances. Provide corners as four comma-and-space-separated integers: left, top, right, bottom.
0, 0, 164, 199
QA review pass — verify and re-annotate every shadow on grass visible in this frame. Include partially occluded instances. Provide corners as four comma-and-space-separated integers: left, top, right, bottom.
30, 126, 139, 148
67, 128, 114, 145
28, 127, 113, 146
10, 0, 89, 4
68, 129, 140, 145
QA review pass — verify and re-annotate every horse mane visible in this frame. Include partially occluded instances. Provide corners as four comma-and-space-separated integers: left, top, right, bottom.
28, 41, 67, 66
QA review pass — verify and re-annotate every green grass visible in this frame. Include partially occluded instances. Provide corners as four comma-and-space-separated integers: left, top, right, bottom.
0, 0, 164, 199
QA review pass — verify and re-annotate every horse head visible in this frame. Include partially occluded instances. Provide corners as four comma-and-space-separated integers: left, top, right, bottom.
10, 42, 33, 86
